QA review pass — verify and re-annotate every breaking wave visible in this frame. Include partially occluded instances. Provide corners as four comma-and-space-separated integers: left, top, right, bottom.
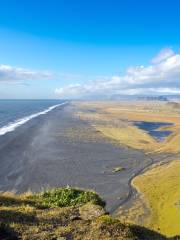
0, 101, 68, 136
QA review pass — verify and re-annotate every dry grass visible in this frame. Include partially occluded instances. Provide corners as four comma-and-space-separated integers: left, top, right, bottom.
95, 125, 155, 151
131, 159, 180, 237
73, 101, 180, 153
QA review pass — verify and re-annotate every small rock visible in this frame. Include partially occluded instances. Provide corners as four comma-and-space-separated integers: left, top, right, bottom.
79, 203, 106, 220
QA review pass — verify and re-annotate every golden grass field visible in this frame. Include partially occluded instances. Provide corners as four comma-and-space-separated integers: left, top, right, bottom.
132, 159, 180, 237
74, 100, 180, 153
73, 100, 180, 237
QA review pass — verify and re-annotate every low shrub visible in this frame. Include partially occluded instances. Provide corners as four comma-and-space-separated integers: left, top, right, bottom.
31, 187, 105, 208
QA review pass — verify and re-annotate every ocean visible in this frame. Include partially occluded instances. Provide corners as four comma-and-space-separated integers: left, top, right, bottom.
0, 99, 66, 136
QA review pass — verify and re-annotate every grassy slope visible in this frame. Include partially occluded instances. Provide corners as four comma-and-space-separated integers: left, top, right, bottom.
0, 188, 172, 240
95, 125, 155, 151
132, 160, 180, 237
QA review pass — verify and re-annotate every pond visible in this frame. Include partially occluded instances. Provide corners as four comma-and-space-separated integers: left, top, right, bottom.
133, 121, 173, 141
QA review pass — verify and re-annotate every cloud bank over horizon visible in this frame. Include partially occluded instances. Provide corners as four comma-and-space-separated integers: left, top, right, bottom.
1, 48, 180, 99
0, 64, 53, 83
55, 48, 180, 99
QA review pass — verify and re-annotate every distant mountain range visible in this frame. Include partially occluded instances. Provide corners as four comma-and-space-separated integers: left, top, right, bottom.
81, 94, 180, 101
137, 96, 168, 101
110, 94, 180, 101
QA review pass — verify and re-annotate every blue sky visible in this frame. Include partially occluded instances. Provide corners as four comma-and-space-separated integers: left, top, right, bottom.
0, 0, 180, 99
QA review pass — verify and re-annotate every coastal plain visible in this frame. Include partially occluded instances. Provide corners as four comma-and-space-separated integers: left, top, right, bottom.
0, 103, 151, 212
0, 100, 180, 237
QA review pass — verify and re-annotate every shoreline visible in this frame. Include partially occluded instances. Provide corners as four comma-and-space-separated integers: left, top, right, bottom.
0, 101, 69, 136
0, 103, 170, 212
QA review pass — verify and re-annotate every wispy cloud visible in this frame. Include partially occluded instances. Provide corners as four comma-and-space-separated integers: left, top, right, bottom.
0, 64, 53, 83
151, 48, 175, 64
55, 48, 180, 99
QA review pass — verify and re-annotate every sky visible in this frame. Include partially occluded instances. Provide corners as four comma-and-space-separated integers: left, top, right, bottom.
0, 0, 180, 99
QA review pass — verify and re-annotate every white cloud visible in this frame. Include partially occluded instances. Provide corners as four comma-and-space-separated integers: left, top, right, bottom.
151, 48, 175, 64
0, 64, 53, 83
120, 88, 180, 95
55, 48, 180, 99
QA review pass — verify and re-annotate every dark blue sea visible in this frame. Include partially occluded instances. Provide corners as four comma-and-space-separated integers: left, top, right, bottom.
0, 99, 66, 136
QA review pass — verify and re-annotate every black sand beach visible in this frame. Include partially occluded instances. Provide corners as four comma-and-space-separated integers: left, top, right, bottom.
0, 103, 163, 212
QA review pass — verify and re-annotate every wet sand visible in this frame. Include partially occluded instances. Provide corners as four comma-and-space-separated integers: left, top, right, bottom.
0, 103, 163, 211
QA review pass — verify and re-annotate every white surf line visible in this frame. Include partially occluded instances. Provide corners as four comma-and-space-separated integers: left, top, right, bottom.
0, 101, 68, 136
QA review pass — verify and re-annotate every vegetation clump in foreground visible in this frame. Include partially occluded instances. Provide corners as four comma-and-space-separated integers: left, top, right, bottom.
31, 187, 105, 208
0, 187, 179, 240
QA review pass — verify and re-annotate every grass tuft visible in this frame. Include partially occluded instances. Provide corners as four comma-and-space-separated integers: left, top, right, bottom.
31, 187, 105, 208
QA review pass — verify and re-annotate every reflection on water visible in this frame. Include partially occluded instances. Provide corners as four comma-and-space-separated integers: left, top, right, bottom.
133, 121, 173, 141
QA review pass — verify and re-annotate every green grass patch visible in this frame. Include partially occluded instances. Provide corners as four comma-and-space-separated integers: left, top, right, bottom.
31, 187, 105, 208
